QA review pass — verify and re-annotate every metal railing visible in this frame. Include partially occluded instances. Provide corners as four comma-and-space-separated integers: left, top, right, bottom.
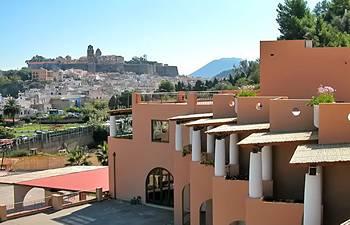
196, 91, 220, 102
140, 92, 183, 103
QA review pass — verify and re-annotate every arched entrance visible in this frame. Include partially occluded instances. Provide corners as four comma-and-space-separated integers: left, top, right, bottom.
145, 167, 174, 207
182, 184, 190, 225
200, 199, 213, 225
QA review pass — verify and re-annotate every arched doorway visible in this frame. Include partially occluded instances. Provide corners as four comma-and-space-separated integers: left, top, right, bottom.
145, 167, 174, 207
199, 199, 213, 225
182, 184, 190, 225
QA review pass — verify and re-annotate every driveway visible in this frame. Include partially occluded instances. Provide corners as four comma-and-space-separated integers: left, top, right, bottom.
2, 200, 174, 225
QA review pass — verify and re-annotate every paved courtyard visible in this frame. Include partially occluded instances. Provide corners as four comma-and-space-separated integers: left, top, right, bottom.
2, 199, 174, 225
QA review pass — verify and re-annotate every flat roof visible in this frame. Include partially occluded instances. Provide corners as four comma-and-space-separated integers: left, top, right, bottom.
168, 113, 213, 122
290, 144, 350, 165
238, 131, 318, 146
206, 123, 270, 135
184, 117, 237, 127
18, 167, 108, 192
0, 166, 104, 184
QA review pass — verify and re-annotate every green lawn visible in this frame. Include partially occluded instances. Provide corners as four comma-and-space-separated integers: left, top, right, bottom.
12, 123, 86, 137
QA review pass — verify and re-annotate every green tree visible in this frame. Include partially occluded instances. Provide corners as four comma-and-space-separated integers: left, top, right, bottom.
0, 126, 15, 139
3, 98, 21, 125
96, 141, 108, 166
158, 80, 175, 92
175, 81, 186, 91
277, 0, 313, 40
193, 80, 206, 91
212, 81, 235, 90
277, 0, 350, 47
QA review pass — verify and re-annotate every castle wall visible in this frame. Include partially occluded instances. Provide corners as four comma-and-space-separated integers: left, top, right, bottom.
96, 64, 124, 73
29, 62, 178, 76
124, 64, 157, 75
156, 65, 179, 76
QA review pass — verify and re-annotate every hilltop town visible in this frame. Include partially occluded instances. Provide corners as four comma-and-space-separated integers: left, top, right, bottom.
27, 45, 179, 76
0, 45, 200, 119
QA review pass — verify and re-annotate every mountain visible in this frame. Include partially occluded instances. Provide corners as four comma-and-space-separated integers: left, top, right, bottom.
191, 57, 241, 79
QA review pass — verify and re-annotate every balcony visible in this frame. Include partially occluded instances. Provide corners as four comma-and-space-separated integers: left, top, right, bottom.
109, 109, 133, 139
135, 91, 226, 105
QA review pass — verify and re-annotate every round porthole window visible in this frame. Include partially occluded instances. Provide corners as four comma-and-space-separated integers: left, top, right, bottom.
292, 107, 301, 117
229, 100, 235, 107
256, 102, 263, 111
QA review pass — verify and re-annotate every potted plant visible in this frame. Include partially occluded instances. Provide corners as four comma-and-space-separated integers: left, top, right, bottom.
309, 85, 335, 128
234, 86, 257, 113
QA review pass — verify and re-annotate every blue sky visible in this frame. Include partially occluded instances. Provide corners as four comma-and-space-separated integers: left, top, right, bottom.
0, 0, 318, 74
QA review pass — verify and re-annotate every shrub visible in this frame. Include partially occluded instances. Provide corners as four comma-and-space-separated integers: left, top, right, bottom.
236, 88, 256, 97
7, 150, 29, 158
308, 85, 335, 106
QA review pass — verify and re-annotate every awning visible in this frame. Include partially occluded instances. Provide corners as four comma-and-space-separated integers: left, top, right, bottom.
290, 143, 350, 165
238, 131, 318, 146
168, 113, 213, 123
184, 117, 237, 127
206, 123, 270, 135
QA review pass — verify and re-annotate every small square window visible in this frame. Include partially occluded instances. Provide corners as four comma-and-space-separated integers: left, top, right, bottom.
151, 120, 169, 143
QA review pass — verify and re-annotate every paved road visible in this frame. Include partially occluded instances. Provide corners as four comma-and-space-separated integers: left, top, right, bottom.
2, 200, 174, 225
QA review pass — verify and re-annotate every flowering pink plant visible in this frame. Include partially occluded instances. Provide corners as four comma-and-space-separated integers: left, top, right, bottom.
317, 85, 335, 94
309, 85, 335, 106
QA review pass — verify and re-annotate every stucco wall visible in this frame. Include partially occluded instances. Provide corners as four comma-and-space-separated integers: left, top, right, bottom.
269, 99, 316, 132
323, 164, 350, 225
190, 162, 214, 225
273, 144, 307, 201
245, 198, 303, 225
260, 40, 350, 101
212, 177, 248, 225
318, 103, 350, 144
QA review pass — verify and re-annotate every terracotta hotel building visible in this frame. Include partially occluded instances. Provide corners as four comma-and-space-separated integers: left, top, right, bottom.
108, 40, 350, 225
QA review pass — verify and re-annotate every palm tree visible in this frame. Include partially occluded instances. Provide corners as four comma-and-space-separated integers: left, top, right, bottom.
67, 146, 91, 166
3, 98, 21, 126
96, 141, 108, 166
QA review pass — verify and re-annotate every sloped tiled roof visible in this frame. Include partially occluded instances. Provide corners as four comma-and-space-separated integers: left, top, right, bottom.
238, 131, 318, 146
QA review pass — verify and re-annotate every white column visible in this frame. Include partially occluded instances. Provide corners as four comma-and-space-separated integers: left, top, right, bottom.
189, 127, 193, 145
192, 130, 201, 161
207, 126, 215, 154
229, 133, 239, 165
262, 146, 272, 181
214, 138, 226, 176
175, 123, 183, 152
110, 116, 116, 137
249, 151, 263, 198
303, 167, 322, 225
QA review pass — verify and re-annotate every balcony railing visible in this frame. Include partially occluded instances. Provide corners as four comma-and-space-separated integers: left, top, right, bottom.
140, 92, 185, 103
196, 91, 220, 103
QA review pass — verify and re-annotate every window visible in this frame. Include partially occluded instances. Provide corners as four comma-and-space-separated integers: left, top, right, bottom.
151, 120, 169, 142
